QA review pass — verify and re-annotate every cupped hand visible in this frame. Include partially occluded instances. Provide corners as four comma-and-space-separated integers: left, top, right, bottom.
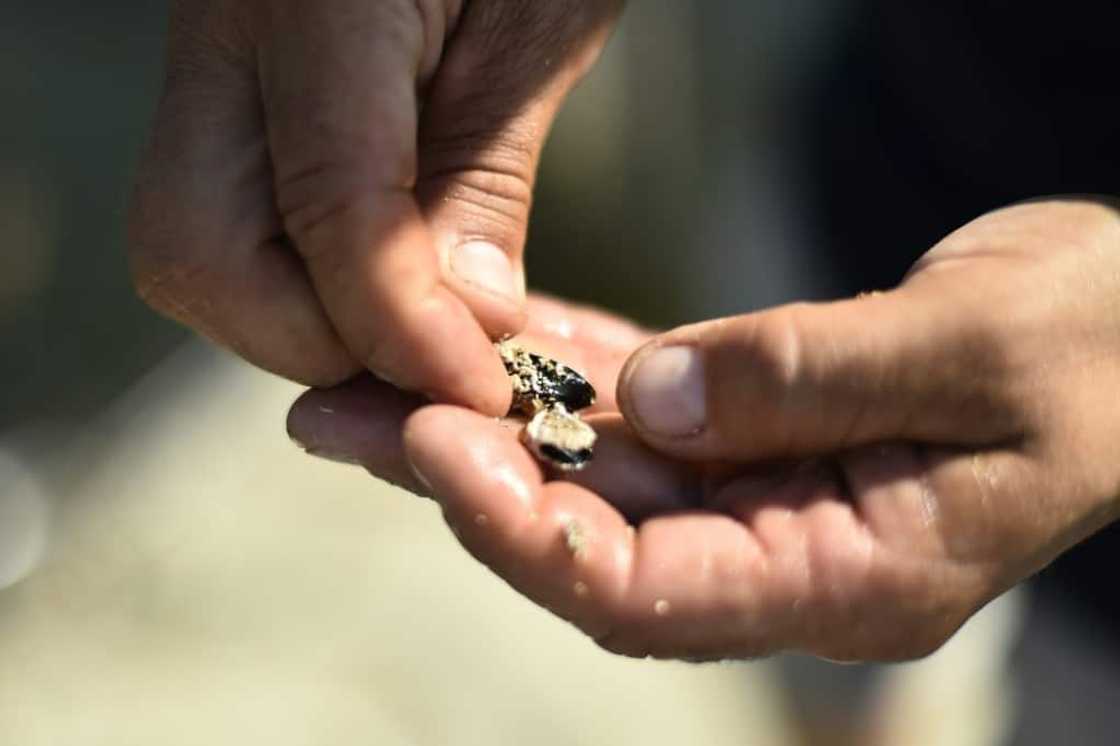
129, 0, 623, 415
291, 200, 1120, 662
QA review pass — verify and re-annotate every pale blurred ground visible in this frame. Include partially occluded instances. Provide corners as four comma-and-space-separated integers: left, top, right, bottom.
1, 2, 1034, 744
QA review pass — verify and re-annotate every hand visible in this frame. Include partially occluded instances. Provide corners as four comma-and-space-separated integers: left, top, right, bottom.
291, 200, 1120, 662
129, 0, 623, 415
287, 293, 655, 496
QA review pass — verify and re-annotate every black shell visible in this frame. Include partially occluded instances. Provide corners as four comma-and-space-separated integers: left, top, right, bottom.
525, 352, 596, 412
500, 342, 597, 416
537, 443, 594, 469
500, 342, 600, 471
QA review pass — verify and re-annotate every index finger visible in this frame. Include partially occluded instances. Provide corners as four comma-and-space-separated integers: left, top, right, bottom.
261, 2, 513, 414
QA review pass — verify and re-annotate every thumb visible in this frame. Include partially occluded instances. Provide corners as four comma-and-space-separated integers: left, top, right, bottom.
415, 1, 623, 330
617, 289, 1025, 462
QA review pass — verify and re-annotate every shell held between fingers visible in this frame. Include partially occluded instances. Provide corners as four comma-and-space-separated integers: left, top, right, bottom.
497, 341, 598, 472
523, 406, 597, 471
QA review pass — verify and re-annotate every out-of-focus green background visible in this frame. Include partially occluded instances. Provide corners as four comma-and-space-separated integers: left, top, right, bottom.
1, 2, 180, 428
1, 2, 1103, 745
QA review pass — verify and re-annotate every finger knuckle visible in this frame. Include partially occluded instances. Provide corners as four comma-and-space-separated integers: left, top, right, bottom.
127, 199, 207, 318
871, 586, 969, 661
874, 620, 959, 662
128, 250, 167, 312
127, 145, 221, 322
740, 309, 812, 434
417, 127, 536, 252
444, 167, 533, 221
128, 220, 219, 332
127, 218, 180, 314
808, 605, 959, 663
801, 548, 974, 662
422, 125, 537, 198
274, 154, 415, 259
750, 307, 811, 392
429, 169, 533, 251
277, 179, 376, 261
129, 249, 212, 325
904, 628, 957, 660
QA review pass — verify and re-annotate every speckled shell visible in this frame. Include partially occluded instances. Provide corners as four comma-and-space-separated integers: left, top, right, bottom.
522, 406, 597, 472
497, 341, 596, 417
497, 341, 599, 471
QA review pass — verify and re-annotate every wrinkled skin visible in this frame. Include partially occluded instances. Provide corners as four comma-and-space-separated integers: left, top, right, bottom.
290, 201, 1120, 661
129, 0, 624, 415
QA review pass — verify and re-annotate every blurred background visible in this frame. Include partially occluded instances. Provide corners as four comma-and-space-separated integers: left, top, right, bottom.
3, 1, 1119, 744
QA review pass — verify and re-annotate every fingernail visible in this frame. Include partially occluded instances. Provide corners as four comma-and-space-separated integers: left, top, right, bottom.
450, 241, 522, 302
626, 345, 707, 437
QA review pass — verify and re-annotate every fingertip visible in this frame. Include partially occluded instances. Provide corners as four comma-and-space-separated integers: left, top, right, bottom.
286, 388, 321, 449
406, 287, 514, 416
287, 192, 513, 416
287, 377, 424, 485
285, 387, 365, 466
401, 405, 542, 508
400, 404, 454, 461
616, 338, 709, 446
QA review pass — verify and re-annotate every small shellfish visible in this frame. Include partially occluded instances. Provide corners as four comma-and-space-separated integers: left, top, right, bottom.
497, 341, 598, 471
